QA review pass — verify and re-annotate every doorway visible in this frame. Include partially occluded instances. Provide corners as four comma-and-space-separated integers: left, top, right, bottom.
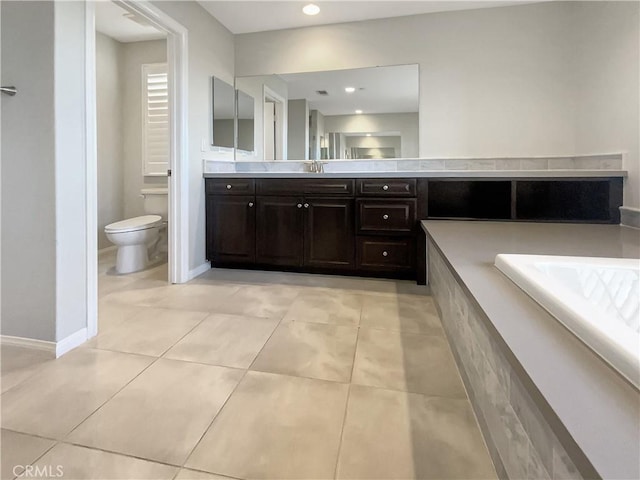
85, 0, 188, 337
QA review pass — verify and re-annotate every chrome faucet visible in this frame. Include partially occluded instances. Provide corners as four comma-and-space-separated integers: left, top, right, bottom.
309, 159, 326, 173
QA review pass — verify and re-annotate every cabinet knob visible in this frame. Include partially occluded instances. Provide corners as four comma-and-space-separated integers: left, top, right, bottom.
304, 203, 310, 209
382, 185, 389, 191
297, 203, 303, 208
226, 184, 232, 190
248, 202, 254, 207
382, 214, 389, 220
382, 251, 389, 257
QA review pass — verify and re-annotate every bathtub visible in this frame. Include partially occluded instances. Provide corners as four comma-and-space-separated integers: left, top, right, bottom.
495, 254, 640, 389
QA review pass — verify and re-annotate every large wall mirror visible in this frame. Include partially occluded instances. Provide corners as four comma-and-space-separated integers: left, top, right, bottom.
211, 76, 236, 149
235, 64, 419, 160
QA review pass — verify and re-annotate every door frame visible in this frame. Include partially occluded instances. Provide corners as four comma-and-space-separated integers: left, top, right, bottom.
85, 1, 189, 337
263, 85, 287, 160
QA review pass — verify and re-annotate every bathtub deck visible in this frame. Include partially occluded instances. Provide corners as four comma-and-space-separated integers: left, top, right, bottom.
421, 220, 640, 480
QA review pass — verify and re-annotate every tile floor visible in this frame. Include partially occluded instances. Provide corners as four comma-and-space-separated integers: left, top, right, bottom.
1, 251, 496, 480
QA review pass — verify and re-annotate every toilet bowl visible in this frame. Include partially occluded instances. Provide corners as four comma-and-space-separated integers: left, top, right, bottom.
105, 215, 162, 274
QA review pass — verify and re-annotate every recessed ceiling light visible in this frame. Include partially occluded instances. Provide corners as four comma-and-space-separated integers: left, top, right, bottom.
355, 109, 363, 114
345, 87, 355, 93
366, 133, 372, 137
303, 4, 320, 15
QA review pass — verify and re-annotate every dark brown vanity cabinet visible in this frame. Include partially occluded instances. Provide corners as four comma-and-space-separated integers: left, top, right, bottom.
355, 179, 417, 275
205, 180, 257, 265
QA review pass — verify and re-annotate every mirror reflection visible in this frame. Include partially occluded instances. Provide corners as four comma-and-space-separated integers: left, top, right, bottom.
211, 76, 235, 149
237, 89, 255, 153
235, 64, 419, 160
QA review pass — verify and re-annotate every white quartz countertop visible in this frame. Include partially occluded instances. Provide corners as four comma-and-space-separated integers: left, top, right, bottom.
421, 220, 640, 480
203, 170, 626, 179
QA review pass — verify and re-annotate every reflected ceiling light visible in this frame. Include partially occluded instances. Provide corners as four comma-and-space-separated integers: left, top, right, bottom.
344, 87, 356, 93
355, 109, 363, 114
303, 4, 320, 15
366, 133, 372, 137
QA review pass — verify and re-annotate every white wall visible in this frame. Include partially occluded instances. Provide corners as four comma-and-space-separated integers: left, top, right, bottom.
571, 2, 640, 209
121, 39, 168, 219
324, 113, 418, 158
153, 1, 235, 273
1, 1, 57, 341
96, 32, 124, 249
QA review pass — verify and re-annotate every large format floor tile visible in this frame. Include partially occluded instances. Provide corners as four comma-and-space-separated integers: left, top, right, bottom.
1, 349, 153, 439
360, 293, 443, 335
174, 469, 237, 480
251, 321, 358, 382
32, 443, 177, 480
216, 284, 301, 319
102, 279, 177, 307
164, 313, 279, 368
96, 300, 148, 334
88, 307, 207, 357
283, 290, 362, 326
185, 371, 349, 479
1, 345, 53, 394
1, 429, 55, 480
336, 385, 496, 479
67, 359, 244, 466
352, 328, 466, 397
153, 284, 242, 312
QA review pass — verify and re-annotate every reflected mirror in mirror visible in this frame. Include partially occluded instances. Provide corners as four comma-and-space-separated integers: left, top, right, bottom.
236, 89, 255, 153
211, 76, 235, 149
235, 64, 419, 160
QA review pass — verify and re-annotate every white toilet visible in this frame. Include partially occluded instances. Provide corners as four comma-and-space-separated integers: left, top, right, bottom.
105, 188, 168, 274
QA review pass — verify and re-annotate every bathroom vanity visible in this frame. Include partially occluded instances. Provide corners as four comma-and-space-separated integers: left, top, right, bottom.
204, 173, 623, 281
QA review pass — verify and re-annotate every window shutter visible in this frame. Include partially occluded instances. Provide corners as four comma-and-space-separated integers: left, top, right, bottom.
142, 63, 169, 176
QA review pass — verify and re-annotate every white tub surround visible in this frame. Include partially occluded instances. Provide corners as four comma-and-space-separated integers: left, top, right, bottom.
203, 153, 626, 178
495, 254, 640, 389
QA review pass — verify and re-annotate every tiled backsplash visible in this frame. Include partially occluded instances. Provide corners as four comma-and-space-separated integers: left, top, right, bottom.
428, 245, 585, 480
203, 153, 623, 174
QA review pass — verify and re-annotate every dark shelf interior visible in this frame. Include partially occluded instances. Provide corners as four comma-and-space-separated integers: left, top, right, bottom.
427, 180, 512, 219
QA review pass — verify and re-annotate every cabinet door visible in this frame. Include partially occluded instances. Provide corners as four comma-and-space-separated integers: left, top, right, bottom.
256, 196, 304, 267
206, 195, 255, 264
304, 197, 355, 269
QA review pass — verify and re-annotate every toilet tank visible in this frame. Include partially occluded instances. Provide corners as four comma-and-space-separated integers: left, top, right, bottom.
141, 188, 168, 218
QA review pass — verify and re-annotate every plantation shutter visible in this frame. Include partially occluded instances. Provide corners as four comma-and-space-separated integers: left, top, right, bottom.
142, 63, 169, 175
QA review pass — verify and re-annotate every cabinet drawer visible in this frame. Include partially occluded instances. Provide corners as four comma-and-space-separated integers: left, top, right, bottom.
357, 199, 416, 234
357, 178, 416, 197
357, 237, 414, 271
206, 178, 255, 195
257, 179, 354, 196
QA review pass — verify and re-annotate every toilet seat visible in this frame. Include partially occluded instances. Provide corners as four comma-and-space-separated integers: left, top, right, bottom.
105, 215, 162, 234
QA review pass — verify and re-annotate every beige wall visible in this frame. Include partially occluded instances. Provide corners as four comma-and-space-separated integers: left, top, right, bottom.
324, 113, 418, 158
235, 2, 640, 207
571, 1, 640, 208
153, 1, 235, 272
121, 39, 168, 220
96, 33, 125, 249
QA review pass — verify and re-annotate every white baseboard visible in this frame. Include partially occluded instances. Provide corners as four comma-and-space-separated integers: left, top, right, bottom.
1, 336, 56, 356
188, 262, 211, 281
1, 327, 88, 358
55, 328, 88, 357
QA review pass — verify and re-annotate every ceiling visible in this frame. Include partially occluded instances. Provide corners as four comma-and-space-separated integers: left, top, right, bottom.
95, 1, 166, 43
279, 64, 419, 116
198, 1, 541, 34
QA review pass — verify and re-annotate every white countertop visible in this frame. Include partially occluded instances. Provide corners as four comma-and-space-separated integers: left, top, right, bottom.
421, 220, 640, 480
203, 170, 626, 179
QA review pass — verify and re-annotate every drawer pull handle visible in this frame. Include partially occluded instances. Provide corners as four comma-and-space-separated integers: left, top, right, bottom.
382, 251, 389, 257
297, 203, 303, 208
226, 184, 232, 190
248, 202, 254, 207
382, 214, 389, 220
382, 185, 389, 191
304, 203, 310, 209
